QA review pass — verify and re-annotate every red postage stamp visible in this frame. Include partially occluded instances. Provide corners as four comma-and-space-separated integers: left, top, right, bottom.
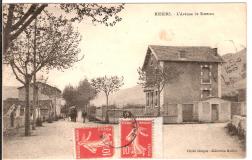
74, 126, 114, 159
120, 120, 152, 158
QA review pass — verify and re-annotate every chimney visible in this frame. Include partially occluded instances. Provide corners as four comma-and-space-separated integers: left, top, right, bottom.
213, 48, 218, 56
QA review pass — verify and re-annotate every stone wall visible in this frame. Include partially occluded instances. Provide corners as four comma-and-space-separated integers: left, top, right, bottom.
198, 99, 231, 123
231, 102, 246, 117
3, 116, 25, 132
232, 115, 246, 132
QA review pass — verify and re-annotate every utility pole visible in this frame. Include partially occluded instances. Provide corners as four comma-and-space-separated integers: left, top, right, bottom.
32, 18, 37, 130
55, 88, 57, 120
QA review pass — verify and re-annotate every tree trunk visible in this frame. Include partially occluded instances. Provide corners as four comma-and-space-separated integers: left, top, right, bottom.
24, 79, 31, 136
157, 91, 161, 117
105, 94, 109, 123
3, 5, 15, 55
32, 80, 37, 130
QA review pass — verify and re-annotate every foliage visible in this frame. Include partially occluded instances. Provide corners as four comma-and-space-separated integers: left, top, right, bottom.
60, 4, 124, 26
91, 76, 124, 122
3, 12, 82, 136
62, 85, 77, 107
62, 79, 96, 109
76, 79, 97, 107
138, 63, 182, 116
138, 65, 182, 92
91, 76, 124, 99
3, 4, 125, 53
4, 13, 82, 85
3, 4, 48, 53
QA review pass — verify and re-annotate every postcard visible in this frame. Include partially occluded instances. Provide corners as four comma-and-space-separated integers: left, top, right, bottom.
2, 3, 246, 159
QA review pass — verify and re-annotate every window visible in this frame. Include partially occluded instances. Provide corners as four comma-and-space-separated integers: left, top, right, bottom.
202, 67, 210, 83
201, 65, 211, 84
179, 50, 186, 59
150, 92, 154, 107
202, 89, 210, 99
146, 92, 149, 106
154, 91, 158, 106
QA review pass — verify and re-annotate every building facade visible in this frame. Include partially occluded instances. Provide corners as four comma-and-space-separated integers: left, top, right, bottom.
17, 82, 62, 119
142, 45, 230, 123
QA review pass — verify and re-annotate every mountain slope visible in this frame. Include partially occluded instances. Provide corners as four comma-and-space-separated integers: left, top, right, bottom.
221, 48, 246, 95
90, 85, 145, 107
2, 86, 19, 100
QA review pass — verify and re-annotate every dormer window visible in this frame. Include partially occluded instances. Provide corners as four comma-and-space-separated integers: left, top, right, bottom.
178, 50, 186, 59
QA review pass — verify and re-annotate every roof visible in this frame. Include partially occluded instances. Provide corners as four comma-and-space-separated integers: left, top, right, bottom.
143, 45, 223, 69
17, 82, 61, 94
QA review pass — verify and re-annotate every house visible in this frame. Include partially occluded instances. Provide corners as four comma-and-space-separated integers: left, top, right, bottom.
142, 45, 231, 123
17, 82, 62, 118
37, 100, 54, 121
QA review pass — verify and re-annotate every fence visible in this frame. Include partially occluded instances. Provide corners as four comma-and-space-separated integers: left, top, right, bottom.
3, 115, 25, 132
95, 107, 147, 123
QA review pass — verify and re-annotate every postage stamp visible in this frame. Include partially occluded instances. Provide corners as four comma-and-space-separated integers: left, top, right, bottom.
74, 126, 114, 159
120, 119, 153, 158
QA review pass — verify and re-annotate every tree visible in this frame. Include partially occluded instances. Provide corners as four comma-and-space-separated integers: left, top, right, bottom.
91, 76, 124, 122
3, 3, 124, 134
62, 79, 96, 110
76, 79, 97, 110
3, 4, 48, 54
4, 13, 82, 136
62, 85, 77, 107
2, 4, 124, 54
138, 64, 182, 116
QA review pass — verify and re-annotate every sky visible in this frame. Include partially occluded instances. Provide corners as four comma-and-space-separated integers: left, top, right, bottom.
3, 3, 246, 90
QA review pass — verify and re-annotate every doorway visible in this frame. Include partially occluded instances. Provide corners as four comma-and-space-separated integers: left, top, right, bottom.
182, 104, 194, 122
211, 104, 219, 122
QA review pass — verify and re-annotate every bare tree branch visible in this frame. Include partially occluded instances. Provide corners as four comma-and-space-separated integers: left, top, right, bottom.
11, 4, 37, 31
10, 62, 25, 84
10, 4, 48, 41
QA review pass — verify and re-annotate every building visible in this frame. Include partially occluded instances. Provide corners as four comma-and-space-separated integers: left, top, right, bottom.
3, 82, 62, 132
17, 82, 62, 119
3, 98, 25, 131
142, 45, 231, 123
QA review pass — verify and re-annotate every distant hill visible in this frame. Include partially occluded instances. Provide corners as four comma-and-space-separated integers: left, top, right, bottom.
2, 86, 19, 100
221, 48, 246, 96
90, 85, 145, 107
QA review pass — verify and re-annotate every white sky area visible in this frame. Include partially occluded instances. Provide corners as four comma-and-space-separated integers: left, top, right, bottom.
3, 3, 246, 90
